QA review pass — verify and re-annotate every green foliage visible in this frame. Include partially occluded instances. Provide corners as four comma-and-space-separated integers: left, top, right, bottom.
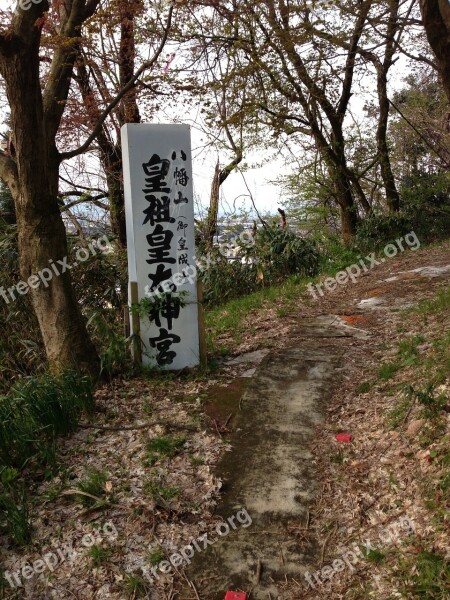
0, 370, 93, 544
253, 226, 321, 280
87, 311, 131, 377
355, 214, 415, 252
377, 362, 401, 381
406, 384, 448, 420
148, 548, 165, 565
398, 551, 450, 599
123, 573, 148, 599
202, 226, 320, 307
144, 477, 179, 502
201, 251, 258, 306
408, 286, 450, 317
130, 292, 188, 322
398, 335, 425, 365
388, 398, 412, 429
365, 548, 385, 564
0, 371, 93, 469
87, 544, 112, 567
146, 435, 186, 466
75, 469, 109, 507
318, 234, 361, 273
70, 241, 126, 315
0, 467, 33, 547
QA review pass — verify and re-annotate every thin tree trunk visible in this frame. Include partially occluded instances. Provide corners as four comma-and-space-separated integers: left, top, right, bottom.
420, 0, 450, 103
205, 151, 243, 247
376, 0, 401, 212
0, 17, 100, 378
205, 160, 221, 247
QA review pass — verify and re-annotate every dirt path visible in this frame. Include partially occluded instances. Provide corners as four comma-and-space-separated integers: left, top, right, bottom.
185, 242, 450, 600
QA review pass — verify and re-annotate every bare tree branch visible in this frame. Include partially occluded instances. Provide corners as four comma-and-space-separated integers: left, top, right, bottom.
59, 4, 174, 161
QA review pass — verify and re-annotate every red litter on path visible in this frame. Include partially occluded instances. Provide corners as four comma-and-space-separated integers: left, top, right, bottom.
225, 593, 247, 600
335, 433, 352, 443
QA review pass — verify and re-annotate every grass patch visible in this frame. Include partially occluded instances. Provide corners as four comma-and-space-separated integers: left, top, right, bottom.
398, 551, 450, 599
406, 384, 448, 420
144, 478, 179, 503
366, 548, 385, 564
398, 335, 425, 365
74, 469, 110, 507
88, 544, 112, 567
388, 398, 412, 429
0, 371, 93, 470
407, 286, 450, 317
357, 381, 373, 393
0, 467, 33, 546
378, 362, 401, 380
205, 277, 308, 355
123, 573, 148, 599
0, 372, 93, 545
148, 547, 165, 565
146, 435, 186, 466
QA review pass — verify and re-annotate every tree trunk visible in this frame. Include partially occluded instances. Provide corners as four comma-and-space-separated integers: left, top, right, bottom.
334, 172, 359, 245
104, 148, 127, 248
376, 0, 401, 213
377, 74, 400, 212
1, 36, 100, 378
205, 151, 243, 247
420, 0, 450, 103
205, 160, 221, 247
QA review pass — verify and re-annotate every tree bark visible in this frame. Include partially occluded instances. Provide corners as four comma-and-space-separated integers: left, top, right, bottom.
420, 0, 450, 103
0, 1, 100, 378
205, 151, 243, 247
376, 0, 401, 212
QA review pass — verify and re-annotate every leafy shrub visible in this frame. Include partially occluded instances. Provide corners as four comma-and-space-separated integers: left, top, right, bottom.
253, 226, 321, 281
0, 467, 33, 547
355, 213, 415, 252
201, 226, 321, 307
87, 310, 131, 377
201, 254, 258, 306
0, 371, 93, 469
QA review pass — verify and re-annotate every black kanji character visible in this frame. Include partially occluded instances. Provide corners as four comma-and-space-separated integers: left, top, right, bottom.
174, 167, 189, 186
178, 253, 189, 265
177, 220, 188, 232
143, 195, 175, 226
143, 154, 171, 193
148, 297, 181, 330
148, 264, 174, 292
149, 328, 181, 366
178, 237, 187, 251
174, 191, 188, 205
171, 150, 187, 161
146, 224, 176, 265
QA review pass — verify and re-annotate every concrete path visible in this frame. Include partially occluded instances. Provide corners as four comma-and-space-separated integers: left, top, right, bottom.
188, 316, 367, 599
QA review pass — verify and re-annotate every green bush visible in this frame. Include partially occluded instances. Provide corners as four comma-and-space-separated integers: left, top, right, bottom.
201, 226, 321, 307
0, 371, 94, 469
201, 254, 258, 306
253, 226, 321, 280
0, 467, 33, 546
355, 213, 415, 252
